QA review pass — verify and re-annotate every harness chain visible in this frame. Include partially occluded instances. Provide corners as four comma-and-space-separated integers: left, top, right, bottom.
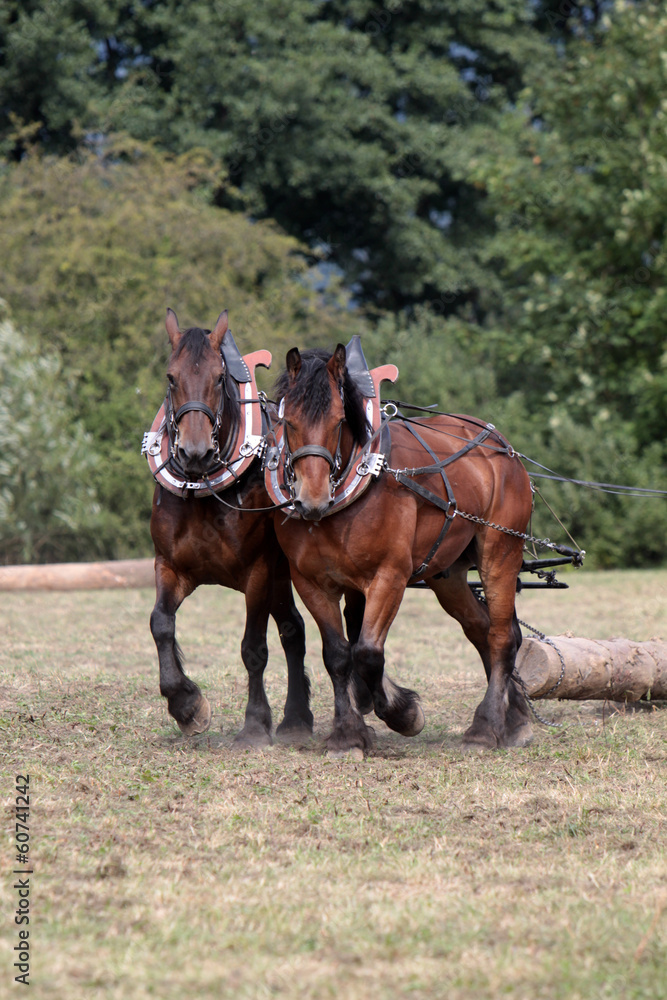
513, 617, 566, 728
454, 508, 584, 561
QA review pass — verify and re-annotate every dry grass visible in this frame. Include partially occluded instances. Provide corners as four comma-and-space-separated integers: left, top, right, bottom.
1, 568, 666, 999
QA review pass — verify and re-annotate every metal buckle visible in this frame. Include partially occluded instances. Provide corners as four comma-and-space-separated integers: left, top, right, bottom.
141, 429, 164, 457
357, 452, 385, 478
265, 446, 281, 471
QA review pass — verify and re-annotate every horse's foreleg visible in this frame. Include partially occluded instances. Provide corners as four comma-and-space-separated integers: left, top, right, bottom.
150, 560, 211, 735
290, 568, 373, 754
234, 575, 274, 748
352, 578, 424, 738
463, 535, 531, 749
343, 590, 374, 716
270, 563, 313, 741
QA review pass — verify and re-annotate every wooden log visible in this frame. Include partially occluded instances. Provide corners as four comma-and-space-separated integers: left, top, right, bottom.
515, 636, 667, 702
0, 559, 155, 592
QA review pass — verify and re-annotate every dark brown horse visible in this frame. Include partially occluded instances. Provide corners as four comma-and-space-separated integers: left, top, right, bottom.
147, 309, 313, 746
272, 345, 534, 752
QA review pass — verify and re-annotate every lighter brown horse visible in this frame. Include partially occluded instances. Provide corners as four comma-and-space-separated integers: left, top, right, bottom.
273, 345, 534, 752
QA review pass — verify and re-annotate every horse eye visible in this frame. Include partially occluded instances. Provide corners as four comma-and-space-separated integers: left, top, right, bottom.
167, 374, 176, 388
216, 372, 225, 385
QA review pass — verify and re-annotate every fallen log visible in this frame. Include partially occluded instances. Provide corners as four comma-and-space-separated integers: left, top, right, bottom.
0, 559, 155, 592
515, 636, 667, 702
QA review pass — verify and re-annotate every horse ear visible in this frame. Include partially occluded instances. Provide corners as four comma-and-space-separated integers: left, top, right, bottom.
166, 308, 181, 349
327, 343, 346, 386
210, 310, 228, 351
286, 348, 302, 381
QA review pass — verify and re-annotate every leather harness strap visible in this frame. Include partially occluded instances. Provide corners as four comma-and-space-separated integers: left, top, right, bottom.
173, 399, 218, 425
392, 423, 495, 579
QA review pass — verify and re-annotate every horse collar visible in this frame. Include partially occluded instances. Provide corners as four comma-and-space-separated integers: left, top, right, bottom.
264, 363, 399, 517
142, 349, 271, 498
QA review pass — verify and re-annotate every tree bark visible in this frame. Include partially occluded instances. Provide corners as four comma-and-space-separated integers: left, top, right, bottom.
0, 559, 155, 591
515, 636, 667, 701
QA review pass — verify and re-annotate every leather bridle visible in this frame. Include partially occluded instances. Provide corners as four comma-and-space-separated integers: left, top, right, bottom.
282, 421, 344, 500
164, 357, 238, 476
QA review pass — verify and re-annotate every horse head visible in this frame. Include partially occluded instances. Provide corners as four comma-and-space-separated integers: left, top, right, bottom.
277, 344, 370, 521
164, 308, 239, 479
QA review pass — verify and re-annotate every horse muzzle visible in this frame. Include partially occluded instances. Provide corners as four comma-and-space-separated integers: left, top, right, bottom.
175, 442, 219, 478
294, 497, 335, 522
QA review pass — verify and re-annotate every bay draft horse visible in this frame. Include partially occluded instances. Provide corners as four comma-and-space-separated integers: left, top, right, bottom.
149, 309, 313, 746
273, 345, 535, 751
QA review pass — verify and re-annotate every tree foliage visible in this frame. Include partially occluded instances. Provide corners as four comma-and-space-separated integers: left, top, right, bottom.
0, 0, 552, 310
462, 2, 667, 450
0, 300, 102, 564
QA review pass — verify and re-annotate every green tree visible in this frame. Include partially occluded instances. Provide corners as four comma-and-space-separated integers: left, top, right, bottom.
1, 1, 552, 310
0, 300, 102, 564
461, 1, 667, 453
0, 0, 103, 155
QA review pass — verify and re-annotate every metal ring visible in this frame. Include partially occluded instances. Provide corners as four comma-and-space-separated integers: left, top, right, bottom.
382, 402, 398, 418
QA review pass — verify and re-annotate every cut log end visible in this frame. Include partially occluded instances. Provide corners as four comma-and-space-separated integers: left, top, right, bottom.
515, 636, 667, 701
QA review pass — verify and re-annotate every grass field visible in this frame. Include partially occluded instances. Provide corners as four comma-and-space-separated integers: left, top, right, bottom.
1, 569, 666, 999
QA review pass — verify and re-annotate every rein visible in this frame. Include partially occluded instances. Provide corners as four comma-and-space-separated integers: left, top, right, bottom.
202, 476, 293, 513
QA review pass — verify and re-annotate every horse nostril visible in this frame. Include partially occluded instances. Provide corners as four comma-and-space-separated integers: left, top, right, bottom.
297, 500, 329, 522
176, 444, 215, 475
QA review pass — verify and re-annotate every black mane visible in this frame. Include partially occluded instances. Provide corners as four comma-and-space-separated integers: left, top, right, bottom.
275, 348, 370, 447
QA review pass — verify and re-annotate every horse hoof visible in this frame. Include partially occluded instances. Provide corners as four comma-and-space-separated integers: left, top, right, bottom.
461, 725, 499, 751
401, 701, 425, 737
274, 721, 314, 746
177, 695, 212, 736
505, 724, 534, 748
326, 746, 364, 762
233, 728, 273, 749
381, 697, 425, 737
